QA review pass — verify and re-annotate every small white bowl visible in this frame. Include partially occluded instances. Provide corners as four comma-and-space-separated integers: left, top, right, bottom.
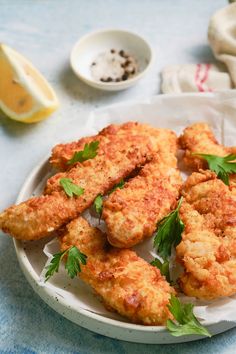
70, 29, 154, 91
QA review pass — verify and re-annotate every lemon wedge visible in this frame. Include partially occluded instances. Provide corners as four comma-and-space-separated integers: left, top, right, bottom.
0, 44, 59, 123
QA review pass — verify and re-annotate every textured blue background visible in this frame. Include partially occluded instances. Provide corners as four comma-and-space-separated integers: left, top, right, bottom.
1, 0, 235, 353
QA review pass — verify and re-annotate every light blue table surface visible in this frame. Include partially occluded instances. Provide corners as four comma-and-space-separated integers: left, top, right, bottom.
1, 0, 236, 353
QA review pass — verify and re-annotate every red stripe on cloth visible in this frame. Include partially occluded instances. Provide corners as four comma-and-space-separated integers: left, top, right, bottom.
195, 64, 202, 91
195, 64, 211, 92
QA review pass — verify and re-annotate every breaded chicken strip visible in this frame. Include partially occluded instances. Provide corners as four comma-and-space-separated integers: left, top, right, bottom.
103, 152, 182, 248
176, 170, 236, 300
0, 135, 153, 241
179, 122, 236, 171
50, 122, 177, 170
59, 217, 174, 325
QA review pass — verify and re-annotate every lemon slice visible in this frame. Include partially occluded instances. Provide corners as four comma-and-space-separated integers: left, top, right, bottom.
0, 44, 59, 123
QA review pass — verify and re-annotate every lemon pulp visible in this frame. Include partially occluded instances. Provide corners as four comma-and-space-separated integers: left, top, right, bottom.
0, 44, 59, 123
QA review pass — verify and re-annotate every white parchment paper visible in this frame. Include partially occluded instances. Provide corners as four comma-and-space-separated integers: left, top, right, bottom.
39, 91, 236, 325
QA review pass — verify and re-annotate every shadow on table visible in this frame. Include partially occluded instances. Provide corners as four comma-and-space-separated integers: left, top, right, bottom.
0, 111, 39, 138
186, 44, 218, 64
59, 64, 130, 107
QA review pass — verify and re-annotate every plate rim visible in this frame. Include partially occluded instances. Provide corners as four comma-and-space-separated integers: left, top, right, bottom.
13, 93, 236, 343
13, 157, 171, 333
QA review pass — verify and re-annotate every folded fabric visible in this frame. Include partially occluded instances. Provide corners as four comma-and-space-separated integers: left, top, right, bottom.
161, 63, 233, 93
161, 2, 236, 93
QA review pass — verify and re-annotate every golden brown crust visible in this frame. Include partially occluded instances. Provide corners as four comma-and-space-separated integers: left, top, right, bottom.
0, 193, 79, 241
179, 122, 234, 171
50, 122, 177, 171
0, 122, 178, 241
50, 135, 100, 171
60, 217, 174, 325
177, 170, 236, 299
0, 135, 151, 240
103, 152, 182, 248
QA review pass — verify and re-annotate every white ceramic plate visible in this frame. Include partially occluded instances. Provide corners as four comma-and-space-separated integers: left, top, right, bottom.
13, 93, 236, 344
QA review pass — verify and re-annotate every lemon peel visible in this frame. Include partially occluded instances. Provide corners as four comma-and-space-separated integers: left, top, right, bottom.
0, 43, 59, 123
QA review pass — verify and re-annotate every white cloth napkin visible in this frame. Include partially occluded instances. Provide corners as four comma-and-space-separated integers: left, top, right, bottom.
161, 3, 236, 93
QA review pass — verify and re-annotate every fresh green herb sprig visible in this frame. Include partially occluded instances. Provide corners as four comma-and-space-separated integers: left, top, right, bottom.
154, 198, 184, 261
152, 198, 209, 337
151, 258, 170, 282
67, 141, 99, 165
193, 153, 236, 186
60, 178, 84, 197
166, 295, 211, 337
94, 194, 103, 216
45, 246, 87, 281
92, 179, 125, 217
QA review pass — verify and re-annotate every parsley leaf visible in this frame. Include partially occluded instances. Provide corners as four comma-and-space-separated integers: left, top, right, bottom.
151, 258, 170, 282
154, 198, 184, 260
65, 246, 87, 278
67, 141, 99, 165
93, 194, 103, 216
109, 179, 125, 194
193, 153, 236, 186
60, 178, 84, 197
166, 295, 211, 337
44, 249, 68, 282
45, 246, 87, 281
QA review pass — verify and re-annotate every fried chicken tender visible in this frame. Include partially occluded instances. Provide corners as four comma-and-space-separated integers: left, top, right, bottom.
179, 122, 236, 171
103, 152, 182, 248
0, 135, 153, 241
176, 170, 236, 299
59, 216, 174, 325
50, 122, 177, 170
